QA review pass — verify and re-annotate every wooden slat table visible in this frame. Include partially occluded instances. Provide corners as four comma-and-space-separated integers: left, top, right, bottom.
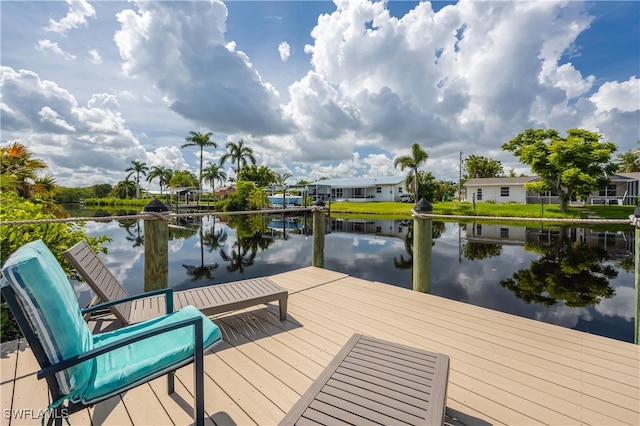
280, 333, 450, 425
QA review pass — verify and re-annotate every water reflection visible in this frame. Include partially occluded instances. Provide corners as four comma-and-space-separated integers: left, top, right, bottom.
500, 226, 616, 308
73, 212, 635, 343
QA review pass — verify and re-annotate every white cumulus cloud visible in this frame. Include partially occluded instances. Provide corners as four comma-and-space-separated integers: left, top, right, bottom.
278, 41, 291, 62
36, 39, 76, 60
44, 0, 96, 35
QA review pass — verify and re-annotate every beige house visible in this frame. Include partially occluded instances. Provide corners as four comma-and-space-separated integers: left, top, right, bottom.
464, 174, 640, 205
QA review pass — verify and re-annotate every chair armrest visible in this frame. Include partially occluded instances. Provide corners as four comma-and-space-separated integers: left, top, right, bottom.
37, 315, 203, 380
82, 288, 174, 315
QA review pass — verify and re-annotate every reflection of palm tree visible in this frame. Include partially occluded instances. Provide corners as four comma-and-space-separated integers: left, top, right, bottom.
393, 221, 444, 269
500, 226, 616, 307
463, 242, 501, 260
220, 242, 257, 274
182, 217, 218, 281
120, 219, 144, 247
394, 224, 413, 269
202, 222, 228, 253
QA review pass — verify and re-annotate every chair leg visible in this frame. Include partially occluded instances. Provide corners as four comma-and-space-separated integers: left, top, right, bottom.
167, 371, 175, 394
279, 297, 288, 321
194, 318, 205, 426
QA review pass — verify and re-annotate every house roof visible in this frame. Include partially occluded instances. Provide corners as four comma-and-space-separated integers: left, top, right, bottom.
613, 172, 640, 181
464, 176, 538, 187
309, 176, 405, 188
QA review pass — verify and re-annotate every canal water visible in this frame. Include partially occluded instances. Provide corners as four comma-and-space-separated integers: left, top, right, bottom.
73, 211, 636, 343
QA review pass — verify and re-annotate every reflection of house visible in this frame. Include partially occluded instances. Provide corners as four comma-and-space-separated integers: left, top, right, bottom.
308, 177, 409, 202
466, 223, 527, 245
464, 174, 640, 205
468, 224, 634, 259
330, 218, 410, 239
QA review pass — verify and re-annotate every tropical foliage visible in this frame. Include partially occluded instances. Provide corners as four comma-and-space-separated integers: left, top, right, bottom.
237, 165, 276, 187
616, 147, 640, 172
181, 131, 217, 190
220, 139, 256, 175
146, 165, 173, 195
125, 160, 148, 199
202, 162, 227, 196
463, 155, 504, 179
394, 142, 429, 202
502, 128, 618, 213
1, 142, 64, 217
169, 170, 198, 187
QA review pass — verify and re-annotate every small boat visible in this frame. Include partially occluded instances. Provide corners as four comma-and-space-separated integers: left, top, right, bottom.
267, 193, 304, 207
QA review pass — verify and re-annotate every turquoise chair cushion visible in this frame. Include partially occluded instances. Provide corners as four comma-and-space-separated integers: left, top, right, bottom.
0, 240, 93, 399
82, 305, 222, 403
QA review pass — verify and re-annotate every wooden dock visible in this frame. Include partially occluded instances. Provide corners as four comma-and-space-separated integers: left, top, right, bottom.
2, 266, 639, 425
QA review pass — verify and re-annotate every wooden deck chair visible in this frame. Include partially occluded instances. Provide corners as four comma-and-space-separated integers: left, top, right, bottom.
64, 240, 288, 325
0, 240, 222, 425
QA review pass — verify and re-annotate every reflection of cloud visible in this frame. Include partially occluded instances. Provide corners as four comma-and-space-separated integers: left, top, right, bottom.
534, 305, 591, 329
169, 239, 184, 253
596, 286, 635, 321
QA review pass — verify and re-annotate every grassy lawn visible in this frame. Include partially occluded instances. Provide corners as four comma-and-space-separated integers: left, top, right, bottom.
328, 201, 635, 220
581, 205, 636, 219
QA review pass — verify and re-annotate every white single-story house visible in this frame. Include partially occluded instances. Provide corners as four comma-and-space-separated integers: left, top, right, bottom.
464, 173, 640, 205
308, 176, 409, 202
464, 176, 538, 204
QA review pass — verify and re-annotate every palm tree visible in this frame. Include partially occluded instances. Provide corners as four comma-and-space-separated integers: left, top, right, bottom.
219, 139, 256, 176
202, 162, 227, 197
181, 131, 217, 190
146, 165, 172, 195
112, 177, 137, 199
273, 171, 292, 206
1, 142, 49, 198
125, 160, 148, 199
393, 142, 429, 202
617, 148, 640, 172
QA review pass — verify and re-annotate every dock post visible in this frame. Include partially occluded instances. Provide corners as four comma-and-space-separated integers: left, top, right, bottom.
412, 198, 433, 293
312, 200, 326, 268
631, 207, 640, 345
143, 198, 170, 292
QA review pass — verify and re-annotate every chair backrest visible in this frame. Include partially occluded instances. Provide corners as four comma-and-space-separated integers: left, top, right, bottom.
63, 241, 132, 324
0, 240, 94, 400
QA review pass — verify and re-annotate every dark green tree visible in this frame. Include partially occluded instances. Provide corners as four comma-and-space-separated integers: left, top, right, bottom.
237, 165, 276, 187
463, 155, 504, 179
502, 128, 618, 212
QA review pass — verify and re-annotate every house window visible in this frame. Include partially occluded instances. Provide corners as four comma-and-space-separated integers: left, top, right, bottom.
476, 224, 482, 236
335, 188, 343, 198
476, 188, 483, 200
398, 187, 403, 193
500, 228, 509, 238
500, 187, 509, 197
599, 185, 616, 197
376, 187, 382, 193
376, 226, 382, 233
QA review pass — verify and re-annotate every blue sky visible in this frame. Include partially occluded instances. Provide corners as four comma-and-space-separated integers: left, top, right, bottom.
1, 0, 638, 189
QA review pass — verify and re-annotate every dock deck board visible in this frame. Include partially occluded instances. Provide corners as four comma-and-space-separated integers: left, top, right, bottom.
1, 266, 638, 425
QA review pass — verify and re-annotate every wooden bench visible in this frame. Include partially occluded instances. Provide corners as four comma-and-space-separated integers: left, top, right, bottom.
279, 333, 450, 425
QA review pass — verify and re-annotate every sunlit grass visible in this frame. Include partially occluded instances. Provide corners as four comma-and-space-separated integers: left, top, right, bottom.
328, 201, 589, 219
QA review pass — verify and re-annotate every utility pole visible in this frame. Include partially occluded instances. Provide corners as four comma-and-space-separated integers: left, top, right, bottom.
459, 151, 463, 200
